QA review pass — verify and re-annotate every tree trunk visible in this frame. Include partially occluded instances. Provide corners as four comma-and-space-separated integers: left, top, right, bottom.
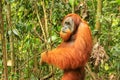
0, 0, 8, 80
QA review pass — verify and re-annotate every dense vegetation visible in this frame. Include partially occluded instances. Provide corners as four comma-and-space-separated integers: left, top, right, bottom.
0, 0, 120, 80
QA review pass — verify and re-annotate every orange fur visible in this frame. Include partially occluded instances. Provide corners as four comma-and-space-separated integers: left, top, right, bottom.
60, 28, 71, 41
41, 13, 92, 80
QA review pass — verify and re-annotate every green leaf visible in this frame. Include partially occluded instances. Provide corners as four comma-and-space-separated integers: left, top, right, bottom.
8, 30, 12, 35
12, 28, 20, 36
104, 63, 109, 71
69, 0, 74, 6
48, 35, 57, 43
12, 28, 21, 39
116, 0, 120, 5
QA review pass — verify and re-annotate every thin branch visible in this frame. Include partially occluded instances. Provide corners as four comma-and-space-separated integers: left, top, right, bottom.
40, 72, 54, 80
86, 63, 97, 80
33, 25, 44, 42
41, 1, 48, 38
33, 0, 46, 42
16, 52, 42, 71
50, 0, 54, 21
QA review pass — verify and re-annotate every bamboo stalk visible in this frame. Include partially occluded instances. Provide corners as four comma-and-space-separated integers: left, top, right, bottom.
6, 2, 15, 79
94, 0, 102, 43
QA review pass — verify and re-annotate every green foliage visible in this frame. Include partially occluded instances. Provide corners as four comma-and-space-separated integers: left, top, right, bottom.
0, 0, 120, 80
116, 0, 120, 5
